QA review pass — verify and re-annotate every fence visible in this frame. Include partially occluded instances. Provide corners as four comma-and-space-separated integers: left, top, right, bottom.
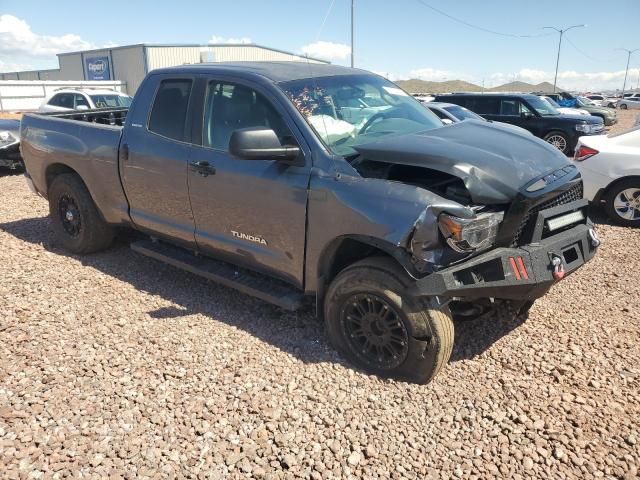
0, 80, 127, 112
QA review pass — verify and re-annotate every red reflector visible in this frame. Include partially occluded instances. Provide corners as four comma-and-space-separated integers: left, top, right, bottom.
574, 145, 599, 162
516, 257, 529, 280
509, 257, 521, 280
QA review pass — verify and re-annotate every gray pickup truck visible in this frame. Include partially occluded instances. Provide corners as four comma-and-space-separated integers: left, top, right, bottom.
20, 62, 599, 383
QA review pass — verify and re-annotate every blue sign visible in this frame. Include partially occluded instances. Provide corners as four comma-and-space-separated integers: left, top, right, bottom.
85, 56, 111, 81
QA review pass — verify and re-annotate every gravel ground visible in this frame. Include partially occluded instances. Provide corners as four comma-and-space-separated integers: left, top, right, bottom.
1, 113, 639, 479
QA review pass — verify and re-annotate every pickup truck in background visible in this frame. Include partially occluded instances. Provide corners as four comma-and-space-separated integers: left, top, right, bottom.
20, 62, 600, 384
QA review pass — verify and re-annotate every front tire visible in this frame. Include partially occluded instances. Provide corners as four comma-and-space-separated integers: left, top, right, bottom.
603, 178, 640, 227
324, 257, 454, 384
543, 131, 570, 154
48, 173, 115, 253
620, 104, 628, 110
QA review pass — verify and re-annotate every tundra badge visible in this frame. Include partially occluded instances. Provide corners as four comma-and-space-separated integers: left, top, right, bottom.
231, 230, 268, 246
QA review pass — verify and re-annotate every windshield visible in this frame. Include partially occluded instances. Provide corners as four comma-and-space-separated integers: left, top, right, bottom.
576, 96, 594, 107
279, 74, 443, 156
527, 96, 559, 116
541, 96, 561, 108
443, 105, 484, 121
89, 94, 132, 108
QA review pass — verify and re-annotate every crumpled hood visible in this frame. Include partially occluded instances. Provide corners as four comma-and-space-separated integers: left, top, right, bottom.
354, 120, 571, 204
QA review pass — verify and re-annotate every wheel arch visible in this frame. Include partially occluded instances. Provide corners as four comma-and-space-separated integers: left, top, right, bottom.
44, 163, 81, 195
603, 175, 640, 197
315, 235, 415, 317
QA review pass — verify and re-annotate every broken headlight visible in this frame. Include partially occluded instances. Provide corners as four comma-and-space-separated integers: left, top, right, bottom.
0, 131, 18, 147
438, 211, 504, 253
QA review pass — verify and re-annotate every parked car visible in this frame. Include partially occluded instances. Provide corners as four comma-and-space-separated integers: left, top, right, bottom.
539, 95, 589, 116
574, 96, 617, 125
425, 101, 531, 134
434, 92, 605, 154
617, 97, 640, 110
38, 88, 133, 113
0, 119, 23, 170
573, 127, 640, 226
20, 62, 599, 383
585, 94, 605, 106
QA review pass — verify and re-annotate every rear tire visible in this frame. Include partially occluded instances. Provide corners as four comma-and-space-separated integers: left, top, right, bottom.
48, 173, 115, 253
603, 178, 640, 227
324, 257, 454, 384
620, 104, 628, 110
543, 131, 570, 154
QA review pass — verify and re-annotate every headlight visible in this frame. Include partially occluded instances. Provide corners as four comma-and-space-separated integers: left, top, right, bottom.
438, 211, 504, 253
575, 123, 600, 134
0, 131, 17, 146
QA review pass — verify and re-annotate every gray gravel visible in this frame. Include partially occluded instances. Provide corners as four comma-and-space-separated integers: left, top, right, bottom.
1, 170, 639, 479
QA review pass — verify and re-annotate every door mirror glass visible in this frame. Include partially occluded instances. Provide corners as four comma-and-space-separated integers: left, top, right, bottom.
229, 127, 300, 162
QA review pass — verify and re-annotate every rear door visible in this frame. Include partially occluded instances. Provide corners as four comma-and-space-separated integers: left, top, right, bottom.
186, 76, 312, 287
120, 75, 197, 247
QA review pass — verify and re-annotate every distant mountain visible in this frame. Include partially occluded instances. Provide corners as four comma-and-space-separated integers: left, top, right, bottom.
396, 78, 561, 94
490, 81, 557, 93
396, 79, 482, 94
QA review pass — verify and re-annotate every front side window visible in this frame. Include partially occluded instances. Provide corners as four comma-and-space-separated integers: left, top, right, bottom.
74, 94, 90, 109
148, 79, 193, 141
202, 82, 291, 150
279, 74, 442, 157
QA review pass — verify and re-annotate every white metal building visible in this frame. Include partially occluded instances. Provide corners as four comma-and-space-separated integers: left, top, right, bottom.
0, 44, 328, 94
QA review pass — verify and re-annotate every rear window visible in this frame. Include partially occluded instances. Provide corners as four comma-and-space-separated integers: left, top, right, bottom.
148, 79, 193, 141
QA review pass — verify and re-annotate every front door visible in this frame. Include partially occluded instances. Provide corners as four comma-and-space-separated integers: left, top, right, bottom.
187, 78, 311, 287
120, 76, 196, 246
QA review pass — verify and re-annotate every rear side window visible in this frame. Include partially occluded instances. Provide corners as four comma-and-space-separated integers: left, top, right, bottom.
470, 97, 500, 115
148, 79, 193, 141
49, 93, 74, 109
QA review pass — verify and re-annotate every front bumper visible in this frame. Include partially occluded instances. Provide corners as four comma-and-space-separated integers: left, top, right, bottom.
408, 222, 598, 302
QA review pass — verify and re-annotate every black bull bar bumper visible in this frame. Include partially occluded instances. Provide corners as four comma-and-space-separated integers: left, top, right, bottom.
408, 222, 599, 301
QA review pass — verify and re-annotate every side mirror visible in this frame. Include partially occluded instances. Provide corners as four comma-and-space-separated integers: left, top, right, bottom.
75, 104, 89, 111
229, 127, 301, 163
521, 111, 534, 119
441, 118, 454, 125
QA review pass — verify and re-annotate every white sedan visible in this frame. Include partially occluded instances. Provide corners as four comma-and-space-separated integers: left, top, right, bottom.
573, 127, 640, 226
618, 97, 640, 110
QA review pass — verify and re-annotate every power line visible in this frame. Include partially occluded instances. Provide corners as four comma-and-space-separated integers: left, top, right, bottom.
413, 0, 553, 38
563, 35, 603, 62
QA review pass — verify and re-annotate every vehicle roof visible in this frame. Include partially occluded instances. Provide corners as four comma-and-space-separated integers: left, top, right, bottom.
437, 92, 542, 100
152, 61, 372, 82
425, 102, 461, 108
50, 88, 129, 95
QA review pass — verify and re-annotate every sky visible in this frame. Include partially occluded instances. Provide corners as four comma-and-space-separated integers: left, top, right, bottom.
1, 0, 639, 91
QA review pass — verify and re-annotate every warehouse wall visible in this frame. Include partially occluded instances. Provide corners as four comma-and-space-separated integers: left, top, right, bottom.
204, 45, 325, 63
58, 54, 84, 80
146, 46, 201, 71
111, 45, 146, 94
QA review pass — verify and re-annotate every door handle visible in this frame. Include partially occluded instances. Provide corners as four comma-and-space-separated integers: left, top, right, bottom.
190, 160, 216, 176
121, 143, 129, 162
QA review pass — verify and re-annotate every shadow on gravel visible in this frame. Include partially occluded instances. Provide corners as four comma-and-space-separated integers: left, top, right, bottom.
1, 216, 528, 367
0, 167, 24, 177
0, 216, 336, 367
451, 312, 528, 362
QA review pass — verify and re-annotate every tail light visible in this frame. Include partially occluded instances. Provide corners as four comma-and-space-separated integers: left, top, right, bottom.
574, 145, 599, 162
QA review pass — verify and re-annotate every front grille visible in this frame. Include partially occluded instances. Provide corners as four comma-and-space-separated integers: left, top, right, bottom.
511, 182, 583, 246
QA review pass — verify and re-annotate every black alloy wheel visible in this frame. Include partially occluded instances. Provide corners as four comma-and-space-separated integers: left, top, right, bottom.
58, 194, 82, 237
340, 293, 409, 370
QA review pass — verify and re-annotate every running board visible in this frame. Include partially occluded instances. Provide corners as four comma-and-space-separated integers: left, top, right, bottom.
130, 240, 305, 311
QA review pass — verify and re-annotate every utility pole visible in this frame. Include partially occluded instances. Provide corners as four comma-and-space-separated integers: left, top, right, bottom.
544, 25, 586, 92
350, 0, 354, 68
617, 48, 639, 98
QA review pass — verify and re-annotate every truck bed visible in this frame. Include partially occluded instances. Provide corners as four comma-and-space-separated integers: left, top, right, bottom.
20, 110, 130, 225
43, 107, 128, 127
